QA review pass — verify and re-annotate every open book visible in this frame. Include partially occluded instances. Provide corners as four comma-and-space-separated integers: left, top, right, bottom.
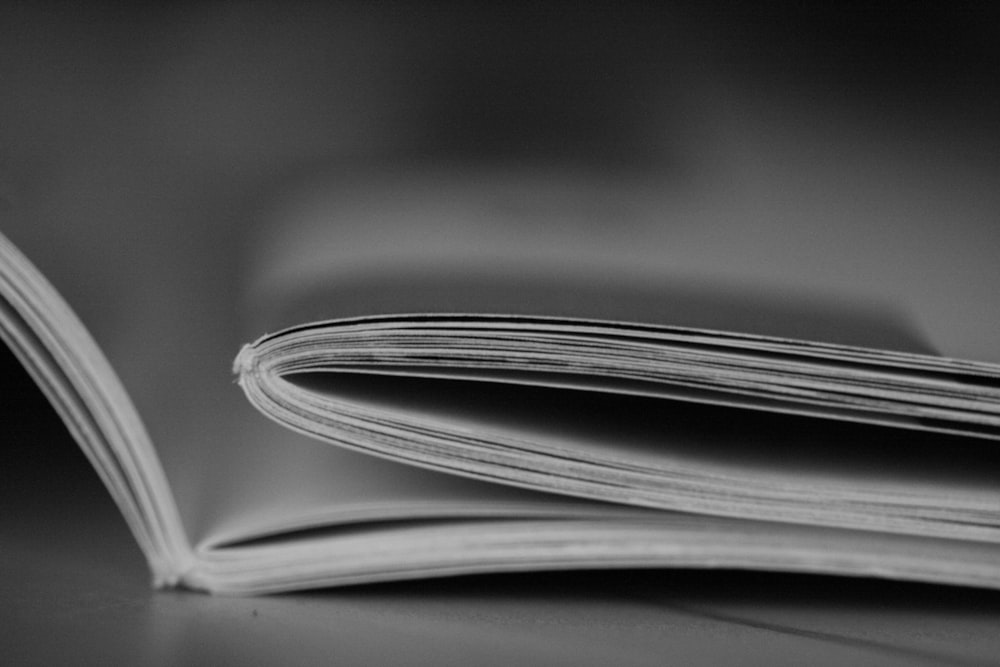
4, 167, 1000, 595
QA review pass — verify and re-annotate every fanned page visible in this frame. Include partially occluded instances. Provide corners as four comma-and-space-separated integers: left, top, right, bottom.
222, 164, 1000, 592
238, 314, 1000, 522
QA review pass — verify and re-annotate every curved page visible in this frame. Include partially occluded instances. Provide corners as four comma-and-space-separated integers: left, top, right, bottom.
231, 162, 1000, 591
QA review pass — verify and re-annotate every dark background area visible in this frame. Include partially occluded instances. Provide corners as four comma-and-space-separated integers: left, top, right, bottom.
2, 2, 1000, 664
